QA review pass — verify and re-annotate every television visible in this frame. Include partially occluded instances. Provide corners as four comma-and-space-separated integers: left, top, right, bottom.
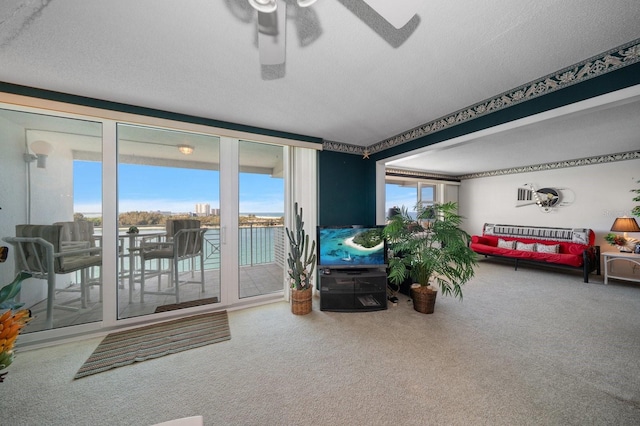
316, 225, 387, 270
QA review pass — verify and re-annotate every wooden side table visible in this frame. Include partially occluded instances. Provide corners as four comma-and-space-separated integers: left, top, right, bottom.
603, 251, 640, 285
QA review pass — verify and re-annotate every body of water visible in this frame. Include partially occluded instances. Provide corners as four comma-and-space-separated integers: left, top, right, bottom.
100, 225, 281, 272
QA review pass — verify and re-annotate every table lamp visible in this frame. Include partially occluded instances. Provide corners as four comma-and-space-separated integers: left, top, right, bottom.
610, 217, 640, 252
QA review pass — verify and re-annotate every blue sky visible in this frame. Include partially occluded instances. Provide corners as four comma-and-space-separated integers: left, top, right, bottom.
73, 161, 418, 215
385, 185, 418, 213
73, 161, 285, 214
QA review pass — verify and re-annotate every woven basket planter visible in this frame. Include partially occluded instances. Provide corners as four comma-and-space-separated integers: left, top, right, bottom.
291, 287, 312, 315
410, 285, 437, 314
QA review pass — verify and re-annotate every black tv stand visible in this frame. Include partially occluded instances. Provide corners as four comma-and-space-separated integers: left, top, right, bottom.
320, 268, 387, 312
340, 268, 369, 275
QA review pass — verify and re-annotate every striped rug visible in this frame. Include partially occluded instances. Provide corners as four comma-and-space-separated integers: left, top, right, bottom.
74, 311, 230, 379
154, 297, 219, 313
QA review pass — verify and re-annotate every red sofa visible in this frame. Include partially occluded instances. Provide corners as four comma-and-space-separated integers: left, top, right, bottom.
470, 223, 600, 282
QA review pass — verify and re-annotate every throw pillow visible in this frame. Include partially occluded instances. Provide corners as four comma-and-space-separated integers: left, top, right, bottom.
536, 243, 559, 253
516, 242, 536, 252
497, 238, 516, 249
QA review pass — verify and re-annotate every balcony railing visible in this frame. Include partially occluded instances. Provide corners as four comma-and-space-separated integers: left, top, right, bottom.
106, 225, 285, 275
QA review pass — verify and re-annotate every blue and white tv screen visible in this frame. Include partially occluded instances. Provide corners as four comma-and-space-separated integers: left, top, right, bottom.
317, 226, 387, 268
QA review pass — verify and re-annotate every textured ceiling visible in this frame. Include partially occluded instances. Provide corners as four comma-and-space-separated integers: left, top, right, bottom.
1, 0, 639, 175
386, 88, 640, 177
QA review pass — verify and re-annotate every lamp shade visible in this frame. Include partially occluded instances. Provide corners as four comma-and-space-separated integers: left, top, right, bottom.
610, 217, 640, 232
30, 140, 53, 168
297, 0, 318, 7
30, 140, 53, 156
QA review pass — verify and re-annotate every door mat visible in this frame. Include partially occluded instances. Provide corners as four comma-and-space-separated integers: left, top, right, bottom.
75, 311, 230, 379
154, 297, 219, 313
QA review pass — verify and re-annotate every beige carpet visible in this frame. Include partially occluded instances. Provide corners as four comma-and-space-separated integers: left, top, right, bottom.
4, 261, 640, 425
74, 311, 230, 379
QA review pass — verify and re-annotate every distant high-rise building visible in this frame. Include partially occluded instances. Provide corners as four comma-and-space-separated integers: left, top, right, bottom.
195, 203, 211, 216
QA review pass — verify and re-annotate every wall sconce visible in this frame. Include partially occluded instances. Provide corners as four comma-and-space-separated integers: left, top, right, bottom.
178, 144, 194, 155
24, 140, 54, 168
609, 216, 640, 252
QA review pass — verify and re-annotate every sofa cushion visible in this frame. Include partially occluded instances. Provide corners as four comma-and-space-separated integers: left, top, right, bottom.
565, 243, 587, 255
516, 242, 536, 252
471, 235, 492, 245
532, 252, 584, 268
536, 243, 559, 254
498, 238, 516, 249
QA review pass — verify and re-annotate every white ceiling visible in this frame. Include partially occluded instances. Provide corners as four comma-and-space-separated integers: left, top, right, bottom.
386, 89, 640, 177
1, 0, 639, 176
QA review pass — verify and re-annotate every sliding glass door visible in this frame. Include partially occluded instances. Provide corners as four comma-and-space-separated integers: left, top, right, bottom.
238, 140, 284, 299
116, 124, 221, 319
0, 96, 318, 342
385, 179, 436, 218
0, 108, 102, 333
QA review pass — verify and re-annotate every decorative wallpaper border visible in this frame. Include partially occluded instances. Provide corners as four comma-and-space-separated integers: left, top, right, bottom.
386, 150, 640, 181
322, 140, 364, 155
455, 150, 640, 180
324, 38, 640, 156
385, 168, 460, 182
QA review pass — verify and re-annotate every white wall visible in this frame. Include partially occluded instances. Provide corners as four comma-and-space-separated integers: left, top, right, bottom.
459, 158, 640, 256
0, 116, 29, 292
443, 184, 459, 205
1, 119, 77, 307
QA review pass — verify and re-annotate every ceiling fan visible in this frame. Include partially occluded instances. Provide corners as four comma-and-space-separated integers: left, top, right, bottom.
247, 0, 420, 65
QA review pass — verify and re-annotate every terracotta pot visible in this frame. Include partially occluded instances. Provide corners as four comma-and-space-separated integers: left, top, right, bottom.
410, 284, 437, 314
291, 287, 312, 315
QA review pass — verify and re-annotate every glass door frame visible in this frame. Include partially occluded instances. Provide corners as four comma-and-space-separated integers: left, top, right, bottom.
2, 92, 320, 346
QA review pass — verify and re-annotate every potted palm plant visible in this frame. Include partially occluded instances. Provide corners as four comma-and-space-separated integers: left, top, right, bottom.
383, 202, 477, 313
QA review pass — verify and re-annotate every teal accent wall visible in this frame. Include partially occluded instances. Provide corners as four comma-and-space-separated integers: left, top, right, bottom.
318, 150, 376, 226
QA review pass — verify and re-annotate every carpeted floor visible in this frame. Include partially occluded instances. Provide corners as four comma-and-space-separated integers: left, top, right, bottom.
75, 311, 230, 379
2, 260, 640, 425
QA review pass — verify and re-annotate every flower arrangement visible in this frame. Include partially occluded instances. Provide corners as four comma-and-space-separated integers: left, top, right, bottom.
605, 233, 627, 247
288, 266, 314, 290
0, 309, 32, 382
285, 202, 316, 291
605, 232, 638, 252
0, 272, 34, 382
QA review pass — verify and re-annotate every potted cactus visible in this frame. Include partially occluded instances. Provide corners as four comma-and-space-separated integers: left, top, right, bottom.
285, 202, 316, 315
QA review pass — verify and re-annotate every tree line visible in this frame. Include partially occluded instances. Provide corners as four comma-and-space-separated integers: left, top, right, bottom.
74, 212, 283, 227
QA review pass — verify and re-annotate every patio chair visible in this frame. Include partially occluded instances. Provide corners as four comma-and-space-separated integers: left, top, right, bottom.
139, 219, 206, 303
2, 222, 102, 329
55, 220, 102, 303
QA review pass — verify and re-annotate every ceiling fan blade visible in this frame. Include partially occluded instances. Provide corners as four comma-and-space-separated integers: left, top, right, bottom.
361, 0, 419, 29
257, 1, 286, 65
